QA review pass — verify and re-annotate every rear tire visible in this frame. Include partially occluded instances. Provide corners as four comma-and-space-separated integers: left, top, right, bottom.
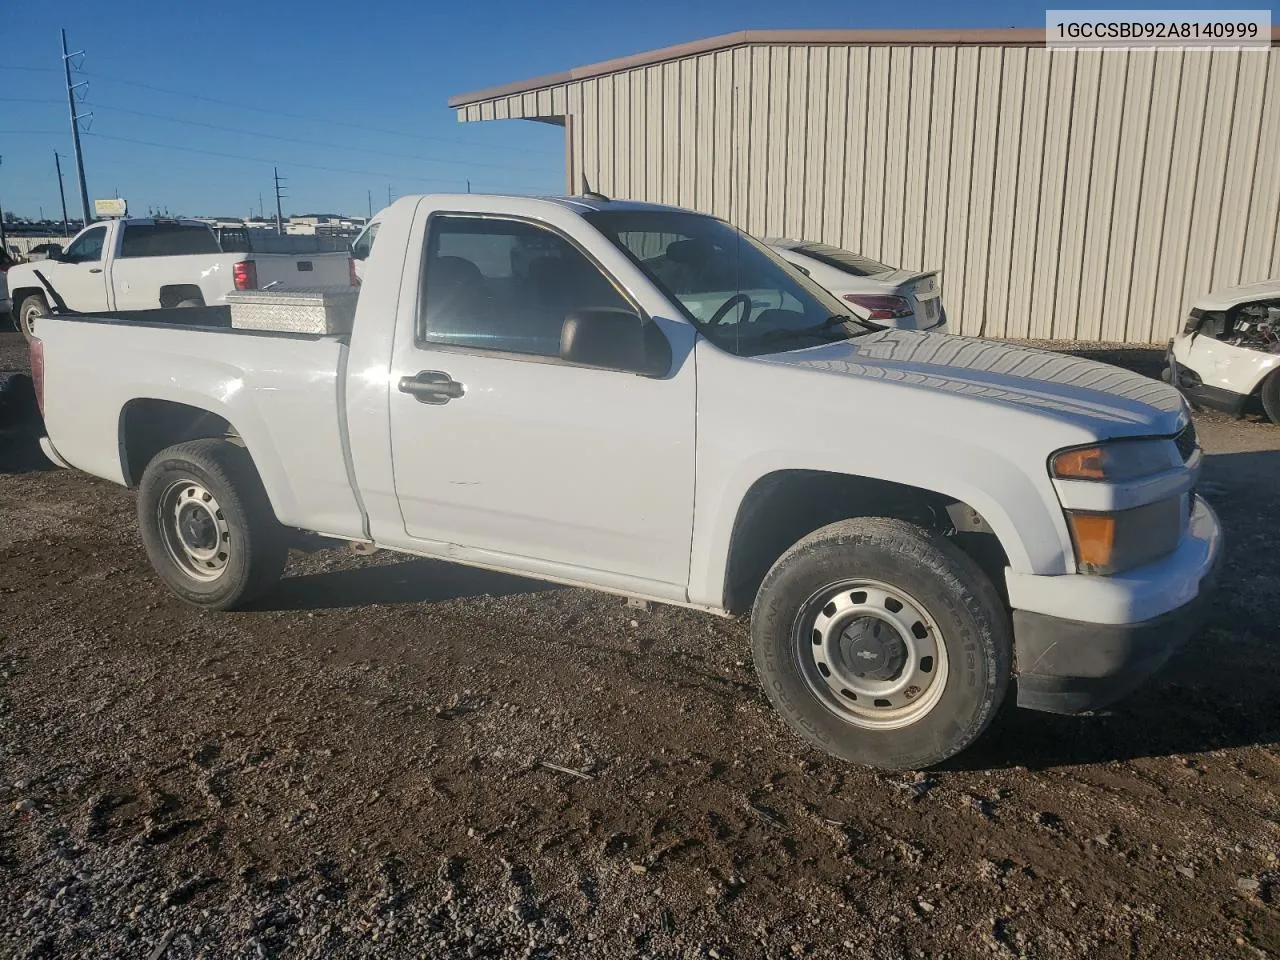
16, 294, 49, 343
750, 517, 1012, 771
175, 298, 205, 308
137, 439, 288, 610
1260, 370, 1280, 425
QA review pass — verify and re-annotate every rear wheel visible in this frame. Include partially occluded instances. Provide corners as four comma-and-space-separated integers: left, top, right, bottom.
750, 517, 1012, 770
174, 298, 205, 308
1260, 370, 1280, 425
16, 294, 49, 343
137, 439, 287, 610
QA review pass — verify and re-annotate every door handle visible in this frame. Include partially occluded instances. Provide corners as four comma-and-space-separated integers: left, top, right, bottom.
398, 370, 465, 405
89, 267, 103, 274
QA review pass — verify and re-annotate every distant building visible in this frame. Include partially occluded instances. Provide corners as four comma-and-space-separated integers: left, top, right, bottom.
449, 27, 1280, 344
285, 214, 365, 237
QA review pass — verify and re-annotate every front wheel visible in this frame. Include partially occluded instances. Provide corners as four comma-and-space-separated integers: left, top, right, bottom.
750, 517, 1012, 770
137, 439, 288, 610
16, 294, 50, 343
1260, 370, 1280, 425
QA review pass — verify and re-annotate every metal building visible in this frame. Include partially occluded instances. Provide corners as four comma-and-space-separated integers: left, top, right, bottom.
450, 28, 1280, 344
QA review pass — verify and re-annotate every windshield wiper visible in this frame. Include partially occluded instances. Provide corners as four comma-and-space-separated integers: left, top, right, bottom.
757, 314, 859, 343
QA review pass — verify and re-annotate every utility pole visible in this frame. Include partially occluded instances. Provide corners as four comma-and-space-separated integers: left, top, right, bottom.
0, 155, 7, 252
258, 192, 264, 220
466, 179, 471, 194
54, 152, 70, 236
367, 189, 372, 219
273, 167, 286, 235
387, 184, 393, 206
61, 28, 92, 226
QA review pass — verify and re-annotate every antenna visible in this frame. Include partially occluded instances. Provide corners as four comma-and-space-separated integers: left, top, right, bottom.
581, 175, 609, 202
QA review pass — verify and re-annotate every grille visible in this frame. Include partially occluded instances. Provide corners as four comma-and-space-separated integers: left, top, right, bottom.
1174, 421, 1198, 462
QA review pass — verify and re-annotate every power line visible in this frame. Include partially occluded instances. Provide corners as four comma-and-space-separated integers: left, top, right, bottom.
0, 65, 59, 74
0, 130, 65, 136
0, 97, 65, 105
78, 69, 561, 155
83, 101, 560, 174
80, 131, 553, 191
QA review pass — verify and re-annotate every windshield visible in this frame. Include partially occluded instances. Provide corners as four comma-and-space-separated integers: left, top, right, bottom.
585, 210, 869, 356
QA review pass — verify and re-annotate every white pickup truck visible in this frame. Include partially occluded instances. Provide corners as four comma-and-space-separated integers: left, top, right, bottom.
7, 217, 352, 339
28, 194, 1222, 770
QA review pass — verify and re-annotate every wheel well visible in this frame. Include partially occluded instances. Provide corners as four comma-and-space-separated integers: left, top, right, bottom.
722, 470, 1010, 614
10, 287, 45, 310
158, 285, 205, 308
119, 399, 237, 486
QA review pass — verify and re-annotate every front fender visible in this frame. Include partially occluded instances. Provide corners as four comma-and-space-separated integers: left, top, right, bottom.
686, 444, 1070, 610
685, 342, 1084, 610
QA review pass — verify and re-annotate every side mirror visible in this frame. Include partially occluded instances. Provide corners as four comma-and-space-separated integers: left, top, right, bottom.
560, 308, 671, 377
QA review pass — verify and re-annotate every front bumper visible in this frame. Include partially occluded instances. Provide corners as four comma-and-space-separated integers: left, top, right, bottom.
1162, 342, 1250, 416
1011, 496, 1223, 714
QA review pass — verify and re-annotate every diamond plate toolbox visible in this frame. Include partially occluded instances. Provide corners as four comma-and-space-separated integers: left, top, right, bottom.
225, 286, 359, 335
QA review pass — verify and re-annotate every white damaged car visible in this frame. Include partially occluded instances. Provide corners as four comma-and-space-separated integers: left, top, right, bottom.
1164, 278, 1280, 423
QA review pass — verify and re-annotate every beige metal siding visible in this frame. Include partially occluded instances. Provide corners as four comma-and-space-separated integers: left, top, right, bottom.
459, 43, 1280, 344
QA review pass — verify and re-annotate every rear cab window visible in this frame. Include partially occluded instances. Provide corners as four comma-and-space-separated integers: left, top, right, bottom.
351, 222, 380, 261
120, 223, 221, 258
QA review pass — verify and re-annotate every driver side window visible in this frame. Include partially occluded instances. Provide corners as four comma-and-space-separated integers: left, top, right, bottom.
64, 226, 107, 263
419, 216, 631, 359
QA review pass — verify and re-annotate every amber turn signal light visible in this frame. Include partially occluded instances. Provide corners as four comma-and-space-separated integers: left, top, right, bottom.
1065, 511, 1116, 572
1052, 446, 1107, 480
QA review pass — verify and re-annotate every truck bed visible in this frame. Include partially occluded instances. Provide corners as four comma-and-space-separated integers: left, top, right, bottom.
35, 313, 364, 539
37, 305, 346, 340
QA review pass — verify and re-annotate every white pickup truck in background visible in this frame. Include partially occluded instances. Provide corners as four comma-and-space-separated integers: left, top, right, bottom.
7, 217, 353, 339
28, 194, 1221, 770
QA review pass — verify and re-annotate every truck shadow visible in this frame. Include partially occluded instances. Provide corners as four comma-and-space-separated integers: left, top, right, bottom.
952, 447, 1280, 771
262, 557, 556, 611
0, 373, 56, 475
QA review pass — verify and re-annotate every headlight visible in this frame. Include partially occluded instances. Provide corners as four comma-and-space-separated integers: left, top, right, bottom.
1050, 438, 1187, 575
1050, 438, 1181, 483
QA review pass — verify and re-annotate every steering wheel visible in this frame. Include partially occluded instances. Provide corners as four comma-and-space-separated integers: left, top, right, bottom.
709, 293, 753, 327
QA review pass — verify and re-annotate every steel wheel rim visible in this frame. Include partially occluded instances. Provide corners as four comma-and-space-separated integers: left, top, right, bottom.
793, 578, 949, 730
157, 479, 231, 582
20, 301, 45, 338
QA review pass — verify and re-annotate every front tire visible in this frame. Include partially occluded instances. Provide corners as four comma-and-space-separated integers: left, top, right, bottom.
137, 439, 288, 610
16, 294, 50, 343
750, 517, 1012, 770
1260, 370, 1280, 425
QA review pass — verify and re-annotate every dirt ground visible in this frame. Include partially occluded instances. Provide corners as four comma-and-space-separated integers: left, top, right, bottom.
0, 328, 1276, 959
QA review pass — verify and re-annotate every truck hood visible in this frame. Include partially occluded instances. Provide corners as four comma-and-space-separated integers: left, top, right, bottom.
1195, 277, 1280, 311
760, 330, 1188, 438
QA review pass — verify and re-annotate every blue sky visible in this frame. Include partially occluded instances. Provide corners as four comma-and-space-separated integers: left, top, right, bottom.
2, 0, 1056, 220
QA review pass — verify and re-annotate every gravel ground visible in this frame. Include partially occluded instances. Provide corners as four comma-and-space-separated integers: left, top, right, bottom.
1, 329, 1277, 959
